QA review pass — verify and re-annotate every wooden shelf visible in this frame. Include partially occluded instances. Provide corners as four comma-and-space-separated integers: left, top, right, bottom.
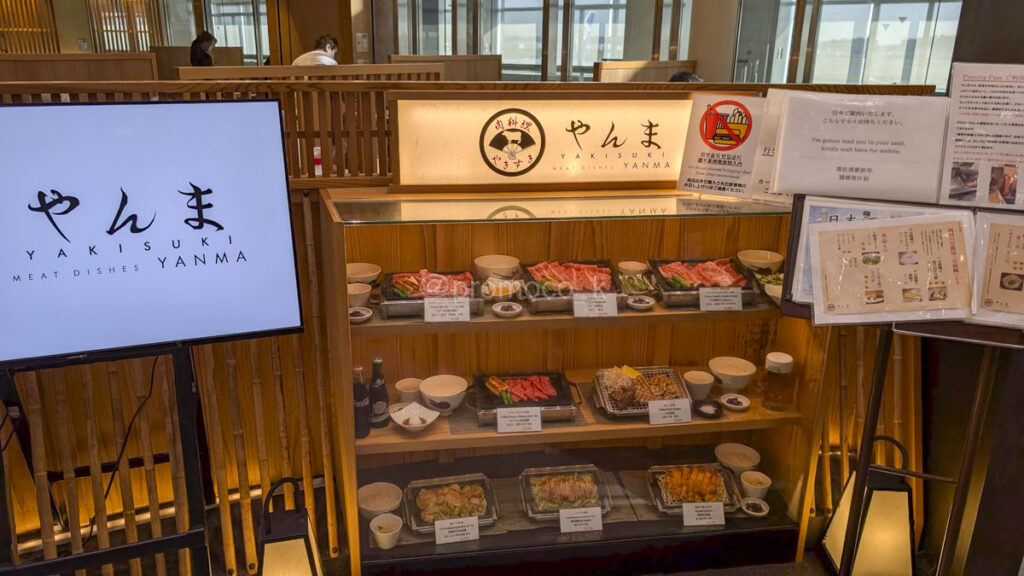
351, 302, 781, 337
355, 369, 802, 455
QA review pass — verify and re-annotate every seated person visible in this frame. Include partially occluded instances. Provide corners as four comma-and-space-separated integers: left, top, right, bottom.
669, 71, 703, 82
292, 35, 339, 66
190, 31, 216, 66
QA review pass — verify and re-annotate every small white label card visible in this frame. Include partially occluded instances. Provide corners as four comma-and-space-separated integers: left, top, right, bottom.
648, 398, 692, 425
496, 407, 542, 433
434, 516, 480, 545
559, 507, 604, 533
572, 292, 619, 317
699, 287, 743, 311
424, 297, 471, 322
682, 502, 726, 526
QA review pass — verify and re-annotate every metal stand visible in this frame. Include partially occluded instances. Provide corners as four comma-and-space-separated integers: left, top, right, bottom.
0, 347, 211, 576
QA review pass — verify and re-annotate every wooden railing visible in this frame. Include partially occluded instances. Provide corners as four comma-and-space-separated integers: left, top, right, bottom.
0, 54, 158, 81
387, 54, 502, 80
594, 59, 699, 82
150, 46, 245, 80
175, 63, 445, 82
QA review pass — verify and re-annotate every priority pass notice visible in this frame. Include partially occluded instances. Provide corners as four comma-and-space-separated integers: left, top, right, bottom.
435, 516, 480, 545
559, 507, 603, 533
682, 502, 725, 526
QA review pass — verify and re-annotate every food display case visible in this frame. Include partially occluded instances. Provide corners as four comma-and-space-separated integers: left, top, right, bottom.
319, 188, 828, 575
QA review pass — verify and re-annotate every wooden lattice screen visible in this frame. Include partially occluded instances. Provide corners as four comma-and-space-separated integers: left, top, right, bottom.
87, 0, 165, 53
0, 0, 60, 53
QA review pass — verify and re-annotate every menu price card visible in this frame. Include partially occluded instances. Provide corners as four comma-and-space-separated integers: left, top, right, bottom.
435, 516, 479, 545
648, 398, 692, 425
682, 502, 725, 526
699, 287, 743, 311
559, 507, 604, 533
496, 407, 542, 433
424, 297, 471, 322
972, 212, 1024, 328
573, 293, 619, 317
809, 213, 975, 325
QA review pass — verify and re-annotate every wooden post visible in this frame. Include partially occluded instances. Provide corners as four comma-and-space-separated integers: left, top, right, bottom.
270, 340, 295, 510
291, 335, 317, 534
108, 364, 142, 576
248, 341, 273, 506
53, 370, 85, 576
159, 357, 192, 576
83, 367, 113, 576
131, 359, 167, 576
225, 344, 259, 575
201, 347, 238, 576
22, 372, 57, 560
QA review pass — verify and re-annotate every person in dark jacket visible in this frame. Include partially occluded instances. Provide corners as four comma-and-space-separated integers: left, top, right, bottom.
190, 31, 216, 66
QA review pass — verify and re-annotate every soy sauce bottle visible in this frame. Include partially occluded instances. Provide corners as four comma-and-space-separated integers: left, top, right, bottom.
353, 366, 371, 438
369, 357, 390, 428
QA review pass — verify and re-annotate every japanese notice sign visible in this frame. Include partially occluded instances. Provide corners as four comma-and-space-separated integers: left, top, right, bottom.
496, 407, 542, 433
749, 89, 797, 204
648, 398, 692, 425
394, 97, 692, 186
572, 292, 619, 317
435, 516, 480, 545
699, 287, 743, 311
808, 213, 975, 325
424, 297, 471, 322
773, 92, 947, 204
973, 212, 1024, 328
678, 94, 764, 198
559, 507, 603, 533
682, 502, 725, 526
940, 63, 1024, 210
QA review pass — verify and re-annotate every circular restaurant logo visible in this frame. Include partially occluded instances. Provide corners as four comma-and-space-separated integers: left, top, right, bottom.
698, 100, 753, 151
480, 108, 545, 177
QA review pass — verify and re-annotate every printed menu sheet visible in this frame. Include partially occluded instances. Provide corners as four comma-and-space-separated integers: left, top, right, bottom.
973, 212, 1024, 328
809, 214, 974, 325
749, 89, 797, 205
940, 63, 1024, 210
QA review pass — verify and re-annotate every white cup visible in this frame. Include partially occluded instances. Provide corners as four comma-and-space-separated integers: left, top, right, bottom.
740, 470, 772, 500
370, 513, 403, 550
395, 378, 422, 404
683, 370, 715, 400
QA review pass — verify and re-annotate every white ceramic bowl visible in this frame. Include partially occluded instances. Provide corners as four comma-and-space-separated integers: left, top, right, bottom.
418, 375, 469, 416
357, 482, 402, 520
740, 470, 772, 500
708, 356, 757, 392
683, 370, 715, 400
369, 513, 403, 550
764, 283, 782, 306
737, 250, 784, 273
740, 497, 770, 517
715, 442, 761, 476
492, 301, 523, 318
349, 307, 373, 324
482, 278, 520, 302
626, 295, 655, 311
389, 402, 439, 433
618, 261, 649, 274
474, 254, 520, 279
347, 262, 382, 284
348, 283, 372, 307
720, 393, 751, 412
395, 378, 422, 404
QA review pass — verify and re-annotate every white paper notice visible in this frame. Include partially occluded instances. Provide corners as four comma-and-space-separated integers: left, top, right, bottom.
941, 63, 1024, 210
773, 92, 947, 204
496, 407, 542, 433
749, 89, 798, 204
683, 502, 726, 526
648, 398, 692, 425
699, 287, 743, 311
435, 517, 479, 545
678, 94, 765, 198
572, 293, 619, 317
559, 507, 603, 533
424, 297, 471, 322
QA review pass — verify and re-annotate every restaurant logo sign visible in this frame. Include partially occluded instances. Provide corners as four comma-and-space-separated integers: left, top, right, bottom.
479, 108, 545, 177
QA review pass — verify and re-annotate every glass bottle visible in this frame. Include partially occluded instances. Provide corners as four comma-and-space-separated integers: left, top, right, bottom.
353, 366, 371, 438
369, 357, 390, 428
762, 352, 796, 411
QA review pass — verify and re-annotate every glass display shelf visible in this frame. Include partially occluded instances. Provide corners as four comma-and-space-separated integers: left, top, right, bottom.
322, 188, 791, 226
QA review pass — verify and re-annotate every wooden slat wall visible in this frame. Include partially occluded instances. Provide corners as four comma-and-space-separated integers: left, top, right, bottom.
87, 0, 165, 53
0, 0, 59, 54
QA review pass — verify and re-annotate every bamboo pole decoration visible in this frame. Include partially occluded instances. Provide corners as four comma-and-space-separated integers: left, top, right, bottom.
201, 346, 238, 576
52, 370, 85, 576
131, 359, 166, 576
302, 192, 340, 556
821, 416, 834, 517
837, 327, 850, 483
270, 340, 295, 511
874, 330, 888, 467
291, 335, 317, 533
21, 372, 57, 559
158, 357, 191, 576
107, 364, 142, 576
892, 335, 905, 466
855, 327, 866, 454
0, 400, 20, 566
248, 341, 273, 507
83, 367, 113, 576
225, 345, 259, 575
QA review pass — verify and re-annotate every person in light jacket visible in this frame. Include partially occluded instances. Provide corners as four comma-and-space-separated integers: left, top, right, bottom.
291, 35, 339, 66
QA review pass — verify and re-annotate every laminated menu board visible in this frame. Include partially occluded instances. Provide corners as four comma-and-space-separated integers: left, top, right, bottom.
790, 196, 949, 304
940, 63, 1024, 210
808, 213, 975, 325
972, 211, 1024, 328
773, 92, 947, 204
749, 89, 798, 205
677, 94, 764, 198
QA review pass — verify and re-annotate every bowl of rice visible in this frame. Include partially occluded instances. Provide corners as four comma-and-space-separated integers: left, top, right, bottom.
418, 375, 469, 416
357, 482, 402, 520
